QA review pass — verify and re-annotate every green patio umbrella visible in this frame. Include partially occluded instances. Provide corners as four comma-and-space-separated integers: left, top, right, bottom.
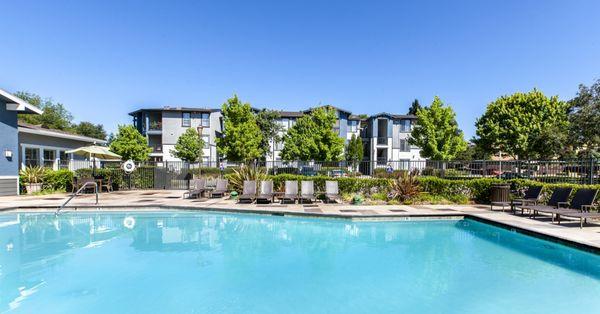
66, 145, 122, 175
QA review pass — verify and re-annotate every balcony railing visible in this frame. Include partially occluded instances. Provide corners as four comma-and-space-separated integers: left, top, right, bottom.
150, 144, 162, 153
376, 137, 388, 145
148, 121, 162, 131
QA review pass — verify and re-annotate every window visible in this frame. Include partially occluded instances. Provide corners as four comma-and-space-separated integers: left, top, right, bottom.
182, 112, 191, 127
202, 135, 210, 148
399, 139, 410, 152
58, 150, 68, 168
25, 148, 39, 167
399, 119, 411, 132
43, 149, 56, 168
200, 113, 210, 127
349, 120, 358, 132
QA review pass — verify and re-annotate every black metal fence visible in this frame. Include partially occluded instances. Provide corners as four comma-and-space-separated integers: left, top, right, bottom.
58, 158, 600, 190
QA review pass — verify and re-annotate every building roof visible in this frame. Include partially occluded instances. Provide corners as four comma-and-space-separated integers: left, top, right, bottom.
302, 105, 352, 115
128, 106, 219, 116
0, 88, 43, 114
370, 112, 417, 120
18, 121, 107, 144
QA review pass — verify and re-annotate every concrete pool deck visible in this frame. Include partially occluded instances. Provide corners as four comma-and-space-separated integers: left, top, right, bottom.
2, 189, 600, 252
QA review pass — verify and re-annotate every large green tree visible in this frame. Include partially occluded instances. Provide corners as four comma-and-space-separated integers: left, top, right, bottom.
281, 107, 345, 161
74, 121, 107, 140
409, 96, 467, 160
255, 109, 283, 159
171, 128, 205, 162
474, 89, 569, 159
16, 91, 73, 131
568, 80, 600, 158
345, 134, 363, 169
109, 125, 151, 161
216, 95, 263, 162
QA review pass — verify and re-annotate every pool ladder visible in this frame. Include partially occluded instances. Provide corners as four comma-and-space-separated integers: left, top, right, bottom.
55, 182, 99, 215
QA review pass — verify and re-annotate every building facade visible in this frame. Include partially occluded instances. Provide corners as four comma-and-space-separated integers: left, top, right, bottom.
130, 107, 223, 163
130, 105, 424, 169
18, 122, 106, 170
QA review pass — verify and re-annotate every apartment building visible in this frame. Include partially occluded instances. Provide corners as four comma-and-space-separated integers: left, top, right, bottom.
129, 105, 423, 168
129, 107, 222, 163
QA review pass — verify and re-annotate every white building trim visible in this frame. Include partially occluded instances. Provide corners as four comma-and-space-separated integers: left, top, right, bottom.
0, 88, 43, 114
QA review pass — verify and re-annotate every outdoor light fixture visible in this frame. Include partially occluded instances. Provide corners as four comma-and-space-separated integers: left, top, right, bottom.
4, 149, 13, 159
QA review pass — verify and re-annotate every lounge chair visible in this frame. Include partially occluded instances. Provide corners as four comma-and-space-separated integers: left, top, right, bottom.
183, 178, 206, 199
522, 187, 572, 218
210, 179, 229, 198
324, 180, 341, 203
279, 181, 299, 204
256, 180, 274, 203
511, 186, 543, 215
546, 189, 598, 226
238, 180, 257, 203
299, 181, 316, 204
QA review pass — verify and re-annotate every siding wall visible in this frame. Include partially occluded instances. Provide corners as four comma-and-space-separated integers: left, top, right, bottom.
0, 100, 20, 195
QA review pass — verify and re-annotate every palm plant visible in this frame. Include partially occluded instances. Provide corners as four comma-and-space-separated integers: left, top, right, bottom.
388, 169, 421, 202
228, 165, 267, 192
19, 166, 46, 194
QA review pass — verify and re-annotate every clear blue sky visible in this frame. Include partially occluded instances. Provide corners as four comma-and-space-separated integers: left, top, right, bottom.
1, 0, 599, 138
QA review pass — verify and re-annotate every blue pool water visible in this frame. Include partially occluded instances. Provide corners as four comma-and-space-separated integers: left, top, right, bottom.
1, 211, 599, 313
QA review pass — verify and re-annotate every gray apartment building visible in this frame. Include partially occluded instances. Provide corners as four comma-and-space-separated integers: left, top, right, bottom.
129, 107, 222, 163
130, 105, 424, 169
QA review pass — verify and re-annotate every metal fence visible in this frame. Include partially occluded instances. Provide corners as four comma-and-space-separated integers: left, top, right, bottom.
56, 158, 600, 190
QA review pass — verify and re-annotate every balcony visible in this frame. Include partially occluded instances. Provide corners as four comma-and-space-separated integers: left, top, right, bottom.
376, 137, 388, 145
150, 144, 163, 154
147, 121, 162, 135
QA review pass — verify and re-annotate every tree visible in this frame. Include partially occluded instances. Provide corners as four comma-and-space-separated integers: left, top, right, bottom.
109, 125, 151, 161
568, 80, 600, 158
171, 128, 205, 162
408, 99, 421, 115
16, 91, 73, 131
345, 134, 363, 170
74, 121, 107, 140
409, 96, 467, 160
474, 89, 569, 159
281, 107, 345, 161
255, 109, 283, 159
216, 95, 263, 162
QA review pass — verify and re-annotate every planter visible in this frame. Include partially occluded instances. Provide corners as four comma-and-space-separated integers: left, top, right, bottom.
26, 183, 43, 194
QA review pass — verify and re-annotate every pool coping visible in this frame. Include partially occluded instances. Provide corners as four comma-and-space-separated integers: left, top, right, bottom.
4, 204, 600, 255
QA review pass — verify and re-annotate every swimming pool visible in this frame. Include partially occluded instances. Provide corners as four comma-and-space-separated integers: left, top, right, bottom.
1, 211, 599, 313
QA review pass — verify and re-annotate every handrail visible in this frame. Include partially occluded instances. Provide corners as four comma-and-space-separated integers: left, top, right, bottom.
55, 182, 98, 215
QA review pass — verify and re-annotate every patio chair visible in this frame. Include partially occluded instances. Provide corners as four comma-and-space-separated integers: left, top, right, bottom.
100, 177, 113, 193
299, 181, 317, 204
522, 187, 572, 218
279, 181, 299, 204
238, 180, 257, 203
210, 179, 229, 198
324, 180, 341, 203
256, 180, 274, 204
183, 178, 206, 199
74, 177, 97, 194
543, 189, 598, 225
511, 186, 543, 215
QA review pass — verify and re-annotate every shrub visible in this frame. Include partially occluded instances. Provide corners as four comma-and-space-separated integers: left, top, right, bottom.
266, 174, 391, 195
373, 168, 406, 179
225, 165, 268, 192
43, 169, 74, 192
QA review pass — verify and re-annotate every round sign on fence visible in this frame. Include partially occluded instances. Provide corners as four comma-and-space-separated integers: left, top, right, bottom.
122, 160, 136, 174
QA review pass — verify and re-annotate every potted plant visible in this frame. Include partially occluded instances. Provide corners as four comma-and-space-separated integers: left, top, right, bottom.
19, 166, 46, 194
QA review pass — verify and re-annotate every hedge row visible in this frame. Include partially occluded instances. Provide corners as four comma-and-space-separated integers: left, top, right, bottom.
266, 174, 391, 195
